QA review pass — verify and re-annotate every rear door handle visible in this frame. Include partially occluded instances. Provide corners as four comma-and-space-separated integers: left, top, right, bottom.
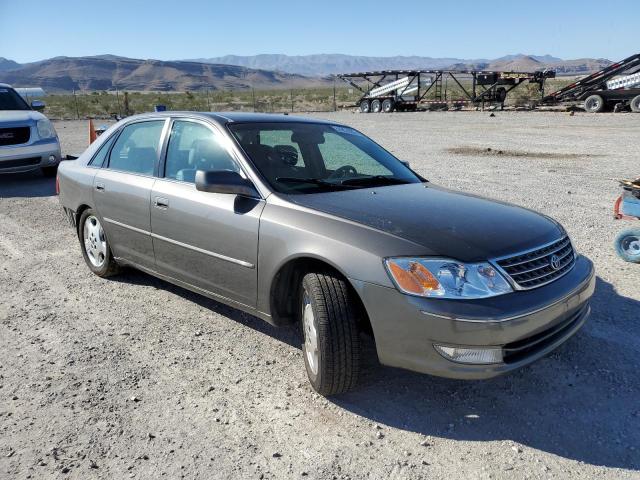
154, 197, 169, 208
95, 182, 105, 191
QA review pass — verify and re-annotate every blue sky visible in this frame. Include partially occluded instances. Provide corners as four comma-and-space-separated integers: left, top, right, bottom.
0, 0, 637, 63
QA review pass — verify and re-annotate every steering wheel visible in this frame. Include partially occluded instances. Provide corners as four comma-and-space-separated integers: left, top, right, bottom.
329, 165, 358, 180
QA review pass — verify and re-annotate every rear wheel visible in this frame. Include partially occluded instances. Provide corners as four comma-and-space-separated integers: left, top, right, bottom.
300, 272, 360, 396
359, 100, 370, 113
630, 94, 640, 113
371, 99, 382, 113
495, 87, 507, 103
382, 98, 395, 113
78, 208, 120, 277
615, 228, 640, 263
584, 94, 605, 113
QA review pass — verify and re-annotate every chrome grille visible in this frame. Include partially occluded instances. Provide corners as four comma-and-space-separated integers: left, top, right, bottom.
494, 236, 576, 290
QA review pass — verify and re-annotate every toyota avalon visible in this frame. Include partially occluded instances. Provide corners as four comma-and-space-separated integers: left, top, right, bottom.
57, 112, 595, 395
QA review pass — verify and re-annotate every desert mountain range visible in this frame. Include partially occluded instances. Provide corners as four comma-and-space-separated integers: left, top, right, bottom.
0, 54, 613, 92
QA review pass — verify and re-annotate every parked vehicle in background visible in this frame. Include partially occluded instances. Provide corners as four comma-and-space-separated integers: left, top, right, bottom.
57, 112, 595, 396
542, 53, 640, 112
0, 83, 61, 176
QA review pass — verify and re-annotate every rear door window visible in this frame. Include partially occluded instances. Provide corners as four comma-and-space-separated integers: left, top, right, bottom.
107, 120, 165, 175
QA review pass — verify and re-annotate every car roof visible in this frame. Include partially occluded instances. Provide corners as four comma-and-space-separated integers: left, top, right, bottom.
121, 111, 341, 127
0, 83, 13, 88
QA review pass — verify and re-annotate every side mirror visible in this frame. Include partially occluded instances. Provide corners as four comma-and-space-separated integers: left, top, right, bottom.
195, 170, 259, 197
400, 160, 410, 168
31, 100, 46, 111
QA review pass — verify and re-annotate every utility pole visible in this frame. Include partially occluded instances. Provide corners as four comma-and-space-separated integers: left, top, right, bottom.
252, 87, 256, 112
206, 87, 211, 111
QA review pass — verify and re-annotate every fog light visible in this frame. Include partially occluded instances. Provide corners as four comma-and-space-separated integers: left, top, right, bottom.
48, 155, 57, 164
434, 345, 503, 364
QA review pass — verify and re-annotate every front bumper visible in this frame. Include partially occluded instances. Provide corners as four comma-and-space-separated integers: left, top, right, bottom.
0, 138, 61, 173
351, 255, 595, 379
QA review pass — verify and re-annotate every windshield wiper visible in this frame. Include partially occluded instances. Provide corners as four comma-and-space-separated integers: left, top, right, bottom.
275, 177, 356, 190
339, 175, 412, 186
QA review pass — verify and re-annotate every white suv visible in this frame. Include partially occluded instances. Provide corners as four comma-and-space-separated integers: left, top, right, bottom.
0, 83, 61, 177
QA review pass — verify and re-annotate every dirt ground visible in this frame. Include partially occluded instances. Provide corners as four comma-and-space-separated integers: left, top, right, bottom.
1, 111, 639, 480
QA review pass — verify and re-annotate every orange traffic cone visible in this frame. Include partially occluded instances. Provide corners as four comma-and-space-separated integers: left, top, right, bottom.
89, 118, 97, 145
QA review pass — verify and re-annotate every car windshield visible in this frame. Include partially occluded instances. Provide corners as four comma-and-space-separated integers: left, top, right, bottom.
228, 122, 422, 194
0, 87, 30, 111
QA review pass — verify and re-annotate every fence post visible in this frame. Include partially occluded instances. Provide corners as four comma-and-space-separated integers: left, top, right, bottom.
123, 91, 130, 116
115, 87, 122, 118
252, 87, 256, 112
290, 88, 294, 112
333, 76, 337, 112
73, 89, 80, 120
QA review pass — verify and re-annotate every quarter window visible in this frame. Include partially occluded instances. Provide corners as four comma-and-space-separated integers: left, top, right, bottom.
107, 120, 165, 175
164, 121, 239, 183
89, 134, 117, 167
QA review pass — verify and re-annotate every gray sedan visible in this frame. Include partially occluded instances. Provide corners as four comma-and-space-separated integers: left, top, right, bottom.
57, 112, 595, 395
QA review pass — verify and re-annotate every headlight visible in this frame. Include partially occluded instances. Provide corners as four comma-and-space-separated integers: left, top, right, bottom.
384, 257, 512, 299
37, 119, 56, 139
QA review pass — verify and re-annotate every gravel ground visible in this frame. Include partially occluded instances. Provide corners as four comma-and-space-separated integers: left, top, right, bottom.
1, 112, 639, 480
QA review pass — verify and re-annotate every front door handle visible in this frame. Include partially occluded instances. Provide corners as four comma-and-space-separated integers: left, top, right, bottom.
154, 197, 169, 208
95, 182, 105, 191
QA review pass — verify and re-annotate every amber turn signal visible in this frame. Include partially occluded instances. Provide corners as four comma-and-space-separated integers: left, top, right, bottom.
387, 259, 441, 294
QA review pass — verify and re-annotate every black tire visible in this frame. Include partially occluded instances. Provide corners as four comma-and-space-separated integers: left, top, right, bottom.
78, 208, 120, 277
359, 100, 370, 113
371, 99, 382, 113
495, 87, 507, 103
584, 94, 605, 113
614, 228, 640, 263
382, 98, 395, 113
300, 272, 360, 396
630, 95, 640, 113
41, 165, 58, 177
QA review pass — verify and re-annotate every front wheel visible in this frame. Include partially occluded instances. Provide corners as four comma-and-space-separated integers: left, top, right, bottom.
615, 228, 640, 263
78, 208, 120, 277
300, 272, 361, 396
630, 94, 640, 113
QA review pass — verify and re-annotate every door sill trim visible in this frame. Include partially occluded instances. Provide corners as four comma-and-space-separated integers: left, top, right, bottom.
114, 257, 272, 323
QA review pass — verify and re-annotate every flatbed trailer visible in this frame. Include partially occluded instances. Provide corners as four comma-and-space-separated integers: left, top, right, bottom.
542, 53, 640, 112
338, 69, 554, 113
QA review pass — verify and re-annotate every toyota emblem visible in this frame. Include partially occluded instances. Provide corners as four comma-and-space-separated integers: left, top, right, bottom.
550, 254, 561, 270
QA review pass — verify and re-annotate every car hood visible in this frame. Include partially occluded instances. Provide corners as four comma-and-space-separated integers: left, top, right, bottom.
0, 110, 45, 124
285, 183, 564, 262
